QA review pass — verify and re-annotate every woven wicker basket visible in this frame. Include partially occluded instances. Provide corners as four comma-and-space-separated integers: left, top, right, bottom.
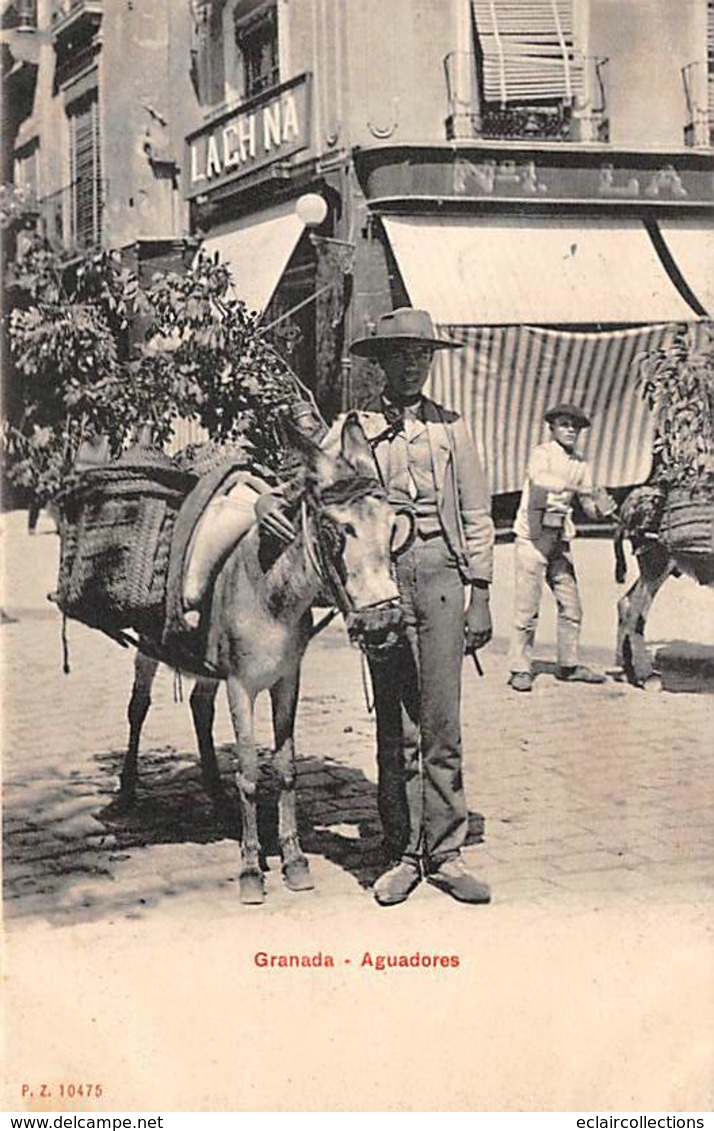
57, 451, 196, 635
660, 489, 714, 555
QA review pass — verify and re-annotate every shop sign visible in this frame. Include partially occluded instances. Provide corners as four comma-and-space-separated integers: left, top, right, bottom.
359, 146, 714, 208
185, 73, 311, 199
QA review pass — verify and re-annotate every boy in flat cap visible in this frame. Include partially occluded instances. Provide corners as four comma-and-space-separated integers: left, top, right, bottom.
508, 402, 616, 693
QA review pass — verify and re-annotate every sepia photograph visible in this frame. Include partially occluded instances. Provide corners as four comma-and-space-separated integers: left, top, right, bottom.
1, 0, 713, 1116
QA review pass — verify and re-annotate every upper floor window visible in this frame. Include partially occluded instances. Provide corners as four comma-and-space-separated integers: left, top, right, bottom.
232, 1, 279, 101
462, 0, 608, 142
681, 0, 713, 147
472, 0, 580, 106
67, 87, 102, 249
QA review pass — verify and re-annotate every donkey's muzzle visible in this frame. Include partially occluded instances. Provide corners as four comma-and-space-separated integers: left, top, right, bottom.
346, 598, 405, 658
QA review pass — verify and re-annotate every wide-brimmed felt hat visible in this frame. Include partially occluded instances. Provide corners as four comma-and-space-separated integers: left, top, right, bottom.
350, 308, 461, 357
544, 402, 591, 429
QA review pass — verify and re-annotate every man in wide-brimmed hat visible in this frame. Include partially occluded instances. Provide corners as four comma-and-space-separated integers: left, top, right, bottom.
508, 401, 617, 693
323, 306, 495, 906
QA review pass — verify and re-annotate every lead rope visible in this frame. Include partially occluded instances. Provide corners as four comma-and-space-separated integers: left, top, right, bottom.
360, 650, 375, 714
309, 607, 338, 640
173, 669, 183, 703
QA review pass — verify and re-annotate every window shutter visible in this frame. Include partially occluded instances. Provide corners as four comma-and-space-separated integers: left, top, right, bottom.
69, 91, 101, 249
471, 0, 582, 106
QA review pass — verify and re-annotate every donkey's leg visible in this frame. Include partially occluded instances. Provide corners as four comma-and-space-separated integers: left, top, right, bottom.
617, 547, 672, 685
613, 532, 627, 586
271, 667, 314, 892
226, 675, 264, 904
189, 677, 223, 798
120, 652, 160, 802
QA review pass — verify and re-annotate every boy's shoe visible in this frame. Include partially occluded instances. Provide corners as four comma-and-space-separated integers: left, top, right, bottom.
509, 671, 533, 692
556, 665, 606, 684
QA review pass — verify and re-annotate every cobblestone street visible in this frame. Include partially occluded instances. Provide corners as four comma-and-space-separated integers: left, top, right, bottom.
2, 509, 713, 1111
3, 509, 713, 922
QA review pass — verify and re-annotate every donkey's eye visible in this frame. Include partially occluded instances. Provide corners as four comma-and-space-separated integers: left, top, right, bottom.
342, 522, 357, 538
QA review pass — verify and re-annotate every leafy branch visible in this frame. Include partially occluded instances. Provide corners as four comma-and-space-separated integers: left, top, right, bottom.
636, 322, 714, 496
3, 238, 319, 505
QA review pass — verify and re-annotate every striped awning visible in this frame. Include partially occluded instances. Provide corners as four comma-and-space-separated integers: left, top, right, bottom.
426, 323, 710, 495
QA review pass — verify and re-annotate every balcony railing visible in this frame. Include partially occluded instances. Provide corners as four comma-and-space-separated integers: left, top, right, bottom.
682, 61, 713, 148
51, 0, 102, 36
444, 51, 609, 144
32, 179, 106, 252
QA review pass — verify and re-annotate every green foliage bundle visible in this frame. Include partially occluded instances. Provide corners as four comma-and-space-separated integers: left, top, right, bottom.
136, 251, 315, 454
3, 237, 316, 505
637, 322, 714, 497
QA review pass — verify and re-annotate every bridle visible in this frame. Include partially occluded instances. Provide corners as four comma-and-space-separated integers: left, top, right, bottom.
301, 476, 389, 616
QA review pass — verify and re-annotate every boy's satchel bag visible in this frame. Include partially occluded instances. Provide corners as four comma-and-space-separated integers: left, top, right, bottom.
55, 445, 196, 637
527, 484, 569, 555
526, 483, 549, 539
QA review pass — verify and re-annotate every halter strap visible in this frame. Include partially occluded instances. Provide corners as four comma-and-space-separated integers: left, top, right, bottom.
315, 476, 387, 507
301, 498, 355, 614
299, 476, 390, 613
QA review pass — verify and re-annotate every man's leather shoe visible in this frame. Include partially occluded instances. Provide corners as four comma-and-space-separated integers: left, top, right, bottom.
427, 857, 491, 904
373, 859, 422, 906
556, 665, 606, 684
509, 671, 533, 692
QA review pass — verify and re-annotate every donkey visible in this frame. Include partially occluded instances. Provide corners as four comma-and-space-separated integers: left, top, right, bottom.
119, 414, 410, 903
615, 485, 714, 686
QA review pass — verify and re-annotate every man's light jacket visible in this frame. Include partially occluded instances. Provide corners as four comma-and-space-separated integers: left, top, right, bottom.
323, 397, 494, 586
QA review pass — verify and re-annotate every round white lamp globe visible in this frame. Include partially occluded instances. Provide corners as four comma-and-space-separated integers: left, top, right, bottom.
295, 192, 328, 228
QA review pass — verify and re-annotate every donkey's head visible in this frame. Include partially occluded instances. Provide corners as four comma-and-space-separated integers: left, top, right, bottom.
288, 412, 408, 657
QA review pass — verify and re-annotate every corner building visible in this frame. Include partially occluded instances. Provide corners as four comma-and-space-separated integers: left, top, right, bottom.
6, 1, 713, 493
185, 0, 713, 493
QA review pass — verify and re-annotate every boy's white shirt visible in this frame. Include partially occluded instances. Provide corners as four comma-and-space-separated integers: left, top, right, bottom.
514, 439, 594, 542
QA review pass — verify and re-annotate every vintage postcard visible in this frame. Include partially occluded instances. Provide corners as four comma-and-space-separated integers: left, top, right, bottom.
2, 0, 713, 1115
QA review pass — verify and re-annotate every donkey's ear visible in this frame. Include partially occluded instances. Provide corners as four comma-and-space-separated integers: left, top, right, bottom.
340, 412, 378, 479
277, 412, 320, 459
279, 412, 337, 483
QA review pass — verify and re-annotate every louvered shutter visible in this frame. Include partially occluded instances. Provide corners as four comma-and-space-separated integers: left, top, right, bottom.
471, 0, 583, 105
69, 91, 101, 249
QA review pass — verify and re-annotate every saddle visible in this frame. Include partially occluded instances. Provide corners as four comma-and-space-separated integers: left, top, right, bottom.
161, 456, 273, 671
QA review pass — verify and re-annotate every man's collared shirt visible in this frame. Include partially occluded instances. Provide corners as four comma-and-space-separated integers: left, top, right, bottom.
379, 397, 440, 534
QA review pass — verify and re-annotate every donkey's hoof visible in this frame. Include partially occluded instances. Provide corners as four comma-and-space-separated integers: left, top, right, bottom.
643, 673, 663, 693
283, 856, 315, 892
113, 784, 137, 812
239, 868, 265, 905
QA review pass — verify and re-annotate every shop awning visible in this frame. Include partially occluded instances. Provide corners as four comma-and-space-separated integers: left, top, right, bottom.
656, 220, 714, 318
199, 201, 305, 314
382, 215, 703, 325
427, 322, 712, 494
